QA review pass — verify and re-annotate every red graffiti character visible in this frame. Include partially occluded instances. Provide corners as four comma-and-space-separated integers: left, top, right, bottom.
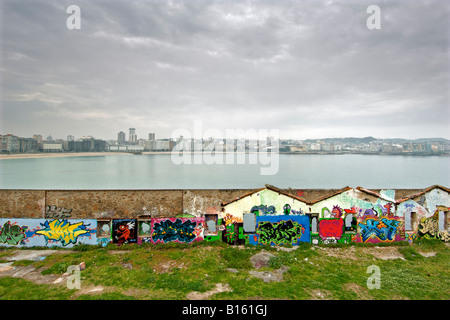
117, 224, 131, 243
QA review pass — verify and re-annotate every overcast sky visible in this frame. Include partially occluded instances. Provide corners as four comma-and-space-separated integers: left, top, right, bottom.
0, 0, 449, 141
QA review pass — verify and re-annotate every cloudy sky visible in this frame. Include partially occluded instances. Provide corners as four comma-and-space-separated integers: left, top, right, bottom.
0, 0, 449, 141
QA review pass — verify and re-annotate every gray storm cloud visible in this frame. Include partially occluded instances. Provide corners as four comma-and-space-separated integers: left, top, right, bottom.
1, 0, 449, 140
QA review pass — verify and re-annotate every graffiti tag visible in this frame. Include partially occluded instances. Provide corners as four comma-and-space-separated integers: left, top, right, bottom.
152, 218, 202, 244
36, 220, 91, 246
358, 218, 400, 243
251, 205, 276, 215
0, 221, 28, 245
418, 211, 449, 242
257, 220, 305, 245
45, 205, 72, 219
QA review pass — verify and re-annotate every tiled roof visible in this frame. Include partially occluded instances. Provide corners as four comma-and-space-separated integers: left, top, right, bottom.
307, 186, 352, 205
221, 185, 450, 208
221, 184, 309, 206
395, 185, 450, 204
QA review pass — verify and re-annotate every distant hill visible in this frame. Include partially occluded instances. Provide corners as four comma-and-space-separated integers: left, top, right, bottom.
377, 137, 449, 144
303, 137, 378, 144
302, 137, 449, 144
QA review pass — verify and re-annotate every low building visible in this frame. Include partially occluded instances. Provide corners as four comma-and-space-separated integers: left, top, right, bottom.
396, 185, 450, 243
39, 142, 63, 152
19, 137, 38, 153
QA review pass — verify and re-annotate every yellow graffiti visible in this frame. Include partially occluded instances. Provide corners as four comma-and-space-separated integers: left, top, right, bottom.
36, 220, 90, 246
223, 213, 243, 226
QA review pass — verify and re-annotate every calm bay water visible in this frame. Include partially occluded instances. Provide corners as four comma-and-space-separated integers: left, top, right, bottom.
0, 153, 448, 190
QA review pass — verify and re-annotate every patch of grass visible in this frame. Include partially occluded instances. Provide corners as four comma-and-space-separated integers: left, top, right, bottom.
41, 261, 71, 275
398, 247, 424, 261
0, 277, 74, 300
269, 252, 296, 269
413, 238, 446, 248
11, 259, 35, 267
220, 247, 253, 270
155, 269, 209, 293
72, 243, 103, 251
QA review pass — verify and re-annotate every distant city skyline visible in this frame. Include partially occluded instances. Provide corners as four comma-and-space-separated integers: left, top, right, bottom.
1, 0, 449, 140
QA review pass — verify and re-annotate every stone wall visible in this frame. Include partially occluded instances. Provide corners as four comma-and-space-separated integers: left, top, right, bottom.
0, 188, 431, 219
0, 188, 261, 219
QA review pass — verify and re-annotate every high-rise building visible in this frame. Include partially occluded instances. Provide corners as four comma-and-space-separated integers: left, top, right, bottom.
129, 128, 137, 144
67, 135, 75, 142
148, 132, 156, 150
0, 134, 19, 153
117, 131, 126, 144
33, 134, 43, 144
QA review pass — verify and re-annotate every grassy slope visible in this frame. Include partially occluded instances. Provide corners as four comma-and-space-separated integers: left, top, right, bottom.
0, 240, 448, 300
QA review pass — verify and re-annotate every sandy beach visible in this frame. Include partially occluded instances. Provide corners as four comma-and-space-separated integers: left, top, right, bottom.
0, 151, 244, 160
0, 152, 134, 160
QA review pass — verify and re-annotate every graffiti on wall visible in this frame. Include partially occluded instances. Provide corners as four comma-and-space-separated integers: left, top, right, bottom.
0, 221, 28, 245
45, 205, 72, 219
36, 219, 93, 246
250, 205, 276, 215
318, 218, 344, 242
151, 218, 204, 244
257, 220, 304, 245
357, 217, 404, 243
0, 219, 97, 247
112, 219, 137, 244
250, 215, 310, 246
223, 222, 245, 245
358, 204, 393, 217
282, 204, 304, 215
418, 210, 449, 242
223, 213, 243, 226
204, 218, 224, 242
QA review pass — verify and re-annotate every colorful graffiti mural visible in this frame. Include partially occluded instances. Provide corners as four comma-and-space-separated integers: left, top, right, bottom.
0, 185, 448, 247
36, 219, 93, 246
418, 211, 450, 242
0, 219, 97, 247
318, 218, 344, 241
0, 221, 28, 245
357, 217, 404, 243
112, 219, 137, 244
151, 218, 204, 244
250, 215, 310, 246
